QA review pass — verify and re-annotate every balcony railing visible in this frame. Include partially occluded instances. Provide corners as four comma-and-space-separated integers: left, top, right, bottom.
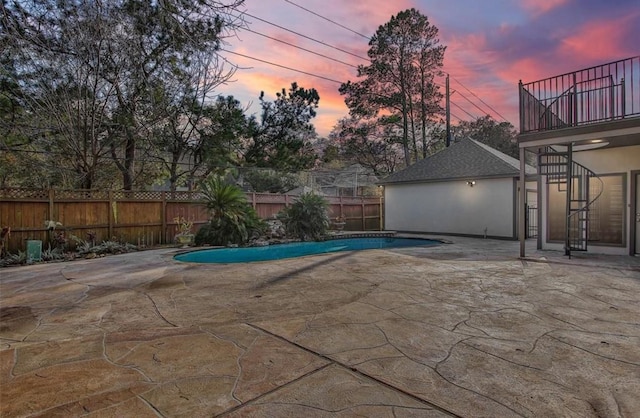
519, 56, 640, 134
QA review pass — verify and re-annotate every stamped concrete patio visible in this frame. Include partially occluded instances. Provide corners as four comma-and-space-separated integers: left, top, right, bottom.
1, 236, 639, 417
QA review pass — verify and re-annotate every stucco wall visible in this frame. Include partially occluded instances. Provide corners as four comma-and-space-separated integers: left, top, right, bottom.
540, 145, 640, 254
384, 177, 516, 238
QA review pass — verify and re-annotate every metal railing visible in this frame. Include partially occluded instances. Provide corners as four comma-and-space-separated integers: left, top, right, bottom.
519, 56, 640, 133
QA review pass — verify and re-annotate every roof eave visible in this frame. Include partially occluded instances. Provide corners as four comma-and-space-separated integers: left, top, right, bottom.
378, 172, 528, 186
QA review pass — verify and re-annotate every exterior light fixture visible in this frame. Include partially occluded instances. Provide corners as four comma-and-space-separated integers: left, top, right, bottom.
466, 180, 476, 187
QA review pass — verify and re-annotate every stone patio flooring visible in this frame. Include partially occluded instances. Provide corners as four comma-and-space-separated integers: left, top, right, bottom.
1, 237, 639, 417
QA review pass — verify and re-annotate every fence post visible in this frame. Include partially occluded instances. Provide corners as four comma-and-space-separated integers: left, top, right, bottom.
361, 197, 366, 231
252, 192, 256, 209
108, 190, 114, 240
48, 189, 54, 224
161, 191, 167, 245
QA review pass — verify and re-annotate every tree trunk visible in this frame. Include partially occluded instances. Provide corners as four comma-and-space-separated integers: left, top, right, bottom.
420, 69, 428, 159
400, 80, 411, 166
122, 136, 135, 190
407, 95, 418, 161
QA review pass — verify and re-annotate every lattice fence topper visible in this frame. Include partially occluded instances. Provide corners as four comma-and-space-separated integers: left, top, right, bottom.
55, 190, 110, 200
110, 190, 161, 200
167, 191, 204, 201
0, 188, 49, 199
253, 193, 289, 203
133, 191, 163, 200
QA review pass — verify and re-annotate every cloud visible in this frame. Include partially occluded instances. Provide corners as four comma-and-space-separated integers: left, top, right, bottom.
558, 13, 640, 62
218, 0, 640, 135
520, 0, 570, 16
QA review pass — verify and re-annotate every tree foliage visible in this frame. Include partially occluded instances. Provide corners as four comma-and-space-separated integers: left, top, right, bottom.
329, 116, 403, 176
244, 82, 319, 171
1, 0, 332, 191
339, 9, 445, 166
1, 0, 244, 189
452, 116, 519, 158
242, 169, 300, 193
150, 95, 247, 193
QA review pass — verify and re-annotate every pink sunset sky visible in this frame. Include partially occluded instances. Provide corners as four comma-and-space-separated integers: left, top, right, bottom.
216, 0, 640, 137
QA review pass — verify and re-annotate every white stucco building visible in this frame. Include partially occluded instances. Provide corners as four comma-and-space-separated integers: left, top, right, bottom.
379, 138, 535, 240
517, 56, 640, 257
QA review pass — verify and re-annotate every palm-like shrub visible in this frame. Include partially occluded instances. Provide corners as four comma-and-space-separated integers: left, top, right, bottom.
279, 192, 330, 241
197, 175, 265, 246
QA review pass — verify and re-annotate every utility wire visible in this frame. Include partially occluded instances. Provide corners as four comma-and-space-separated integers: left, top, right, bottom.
259, 3, 509, 125
283, 0, 371, 40
241, 26, 358, 69
224, 47, 480, 124
453, 87, 493, 119
449, 111, 464, 122
239, 10, 506, 126
450, 75, 510, 122
223, 46, 467, 122
270, 3, 509, 125
220, 49, 344, 84
240, 11, 369, 62
450, 100, 477, 120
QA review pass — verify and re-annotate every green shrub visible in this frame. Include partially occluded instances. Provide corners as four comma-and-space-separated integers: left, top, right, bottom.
197, 175, 266, 246
279, 192, 330, 241
42, 246, 65, 261
0, 251, 26, 267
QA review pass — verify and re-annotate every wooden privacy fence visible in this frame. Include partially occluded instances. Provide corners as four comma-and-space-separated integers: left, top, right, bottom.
0, 188, 384, 253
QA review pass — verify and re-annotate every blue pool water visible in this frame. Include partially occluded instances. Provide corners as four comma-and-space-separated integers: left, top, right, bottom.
174, 237, 439, 264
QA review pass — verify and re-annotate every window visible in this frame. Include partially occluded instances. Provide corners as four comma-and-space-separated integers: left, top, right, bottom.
547, 174, 625, 245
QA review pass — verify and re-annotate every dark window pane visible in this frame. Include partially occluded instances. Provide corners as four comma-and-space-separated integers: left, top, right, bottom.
547, 174, 625, 245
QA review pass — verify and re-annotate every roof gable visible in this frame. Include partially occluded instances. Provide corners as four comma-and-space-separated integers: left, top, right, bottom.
379, 138, 535, 184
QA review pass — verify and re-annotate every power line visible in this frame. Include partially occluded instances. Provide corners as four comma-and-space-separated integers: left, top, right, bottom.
238, 10, 504, 126
450, 75, 510, 122
283, 0, 371, 40
250, 5, 510, 125
241, 26, 358, 69
453, 88, 493, 119
449, 111, 464, 122
270, 0, 509, 122
220, 49, 344, 84
442, 77, 492, 121
240, 11, 369, 62
450, 100, 477, 120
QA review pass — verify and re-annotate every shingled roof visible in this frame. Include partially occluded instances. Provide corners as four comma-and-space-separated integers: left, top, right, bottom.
379, 138, 535, 185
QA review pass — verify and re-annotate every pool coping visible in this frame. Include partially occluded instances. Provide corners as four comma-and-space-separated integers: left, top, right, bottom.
171, 231, 445, 262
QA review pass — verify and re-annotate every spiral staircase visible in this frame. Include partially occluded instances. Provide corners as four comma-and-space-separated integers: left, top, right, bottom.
538, 147, 603, 257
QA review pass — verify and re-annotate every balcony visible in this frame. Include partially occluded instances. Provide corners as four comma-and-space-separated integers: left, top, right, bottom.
519, 56, 640, 137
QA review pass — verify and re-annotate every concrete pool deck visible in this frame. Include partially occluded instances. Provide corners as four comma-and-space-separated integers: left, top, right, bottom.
1, 236, 639, 417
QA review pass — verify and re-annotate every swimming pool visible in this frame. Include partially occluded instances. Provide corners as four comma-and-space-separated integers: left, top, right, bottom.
174, 237, 440, 264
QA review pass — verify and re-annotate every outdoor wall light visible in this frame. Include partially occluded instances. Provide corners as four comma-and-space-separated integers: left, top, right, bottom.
466, 180, 476, 187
